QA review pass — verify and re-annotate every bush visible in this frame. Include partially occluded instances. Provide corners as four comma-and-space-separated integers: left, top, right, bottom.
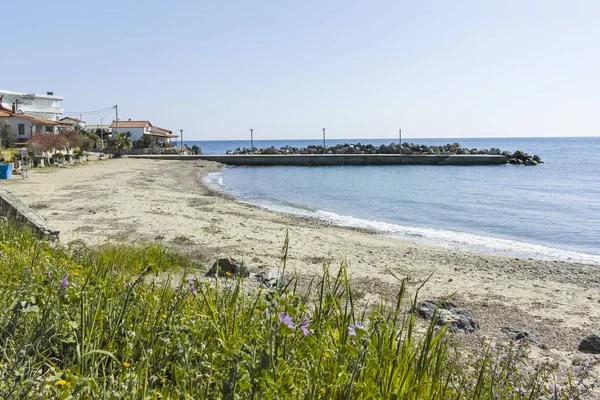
0, 223, 596, 398
0, 120, 16, 148
62, 130, 84, 148
30, 133, 69, 152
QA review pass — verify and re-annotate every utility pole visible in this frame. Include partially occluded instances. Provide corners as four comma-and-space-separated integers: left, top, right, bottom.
322, 128, 326, 154
100, 117, 104, 149
399, 128, 402, 144
180, 129, 184, 154
114, 105, 118, 138
250, 129, 254, 151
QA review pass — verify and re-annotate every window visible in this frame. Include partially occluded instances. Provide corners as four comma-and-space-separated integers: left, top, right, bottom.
45, 125, 54, 133
18, 124, 25, 136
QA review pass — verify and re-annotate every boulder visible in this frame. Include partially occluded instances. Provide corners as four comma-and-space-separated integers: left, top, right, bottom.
501, 327, 537, 343
254, 268, 286, 289
417, 300, 479, 333
524, 159, 538, 166
533, 155, 543, 163
205, 258, 250, 278
578, 334, 600, 354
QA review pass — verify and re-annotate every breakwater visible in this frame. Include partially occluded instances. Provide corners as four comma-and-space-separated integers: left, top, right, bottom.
227, 142, 542, 165
127, 154, 508, 166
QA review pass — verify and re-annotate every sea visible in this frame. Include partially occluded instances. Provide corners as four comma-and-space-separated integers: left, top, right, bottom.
183, 137, 600, 264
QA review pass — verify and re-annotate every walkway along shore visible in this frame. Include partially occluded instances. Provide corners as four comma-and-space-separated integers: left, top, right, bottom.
126, 154, 509, 166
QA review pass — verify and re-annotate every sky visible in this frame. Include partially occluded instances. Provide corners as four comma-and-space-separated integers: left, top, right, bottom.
2, 1, 599, 140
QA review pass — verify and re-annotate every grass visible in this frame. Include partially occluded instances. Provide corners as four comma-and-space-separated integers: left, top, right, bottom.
0, 222, 597, 399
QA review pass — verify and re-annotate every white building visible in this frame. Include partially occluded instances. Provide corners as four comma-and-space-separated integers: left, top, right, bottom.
0, 89, 64, 122
0, 107, 61, 142
109, 120, 178, 144
59, 116, 86, 130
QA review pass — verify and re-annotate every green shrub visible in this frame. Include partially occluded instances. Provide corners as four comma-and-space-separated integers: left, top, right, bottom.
0, 223, 596, 399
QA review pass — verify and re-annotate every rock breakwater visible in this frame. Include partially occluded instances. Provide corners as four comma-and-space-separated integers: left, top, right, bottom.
227, 142, 543, 165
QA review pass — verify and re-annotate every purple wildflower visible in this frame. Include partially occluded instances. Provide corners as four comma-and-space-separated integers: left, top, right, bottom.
188, 278, 197, 294
278, 312, 295, 329
299, 318, 310, 336
46, 271, 52, 279
61, 273, 69, 288
348, 321, 364, 337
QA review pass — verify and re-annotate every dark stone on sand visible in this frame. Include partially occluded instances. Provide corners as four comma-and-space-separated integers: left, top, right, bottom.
578, 334, 600, 354
501, 327, 537, 343
205, 258, 249, 278
417, 300, 479, 333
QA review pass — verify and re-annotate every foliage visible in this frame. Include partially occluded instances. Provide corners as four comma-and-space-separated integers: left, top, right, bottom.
108, 132, 132, 155
133, 134, 154, 149
87, 133, 100, 142
191, 144, 202, 155
62, 130, 84, 148
30, 133, 69, 152
0, 223, 597, 399
0, 120, 16, 148
0, 149, 18, 163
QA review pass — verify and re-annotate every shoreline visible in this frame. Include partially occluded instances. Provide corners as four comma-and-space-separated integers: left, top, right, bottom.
2, 158, 600, 365
203, 167, 600, 266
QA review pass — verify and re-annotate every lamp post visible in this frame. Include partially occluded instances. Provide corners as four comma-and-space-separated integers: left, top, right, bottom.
28, 123, 35, 139
399, 128, 402, 144
250, 129, 254, 151
180, 129, 184, 154
322, 128, 326, 154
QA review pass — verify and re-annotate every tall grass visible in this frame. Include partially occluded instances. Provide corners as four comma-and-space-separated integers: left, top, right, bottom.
0, 222, 596, 399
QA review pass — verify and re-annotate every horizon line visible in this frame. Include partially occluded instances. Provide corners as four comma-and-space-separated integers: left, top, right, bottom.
180, 135, 600, 142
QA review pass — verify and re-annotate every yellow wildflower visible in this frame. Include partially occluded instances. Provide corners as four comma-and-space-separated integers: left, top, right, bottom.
324, 352, 330, 358
225, 271, 232, 277
162, 314, 167, 319
123, 362, 131, 368
57, 380, 67, 386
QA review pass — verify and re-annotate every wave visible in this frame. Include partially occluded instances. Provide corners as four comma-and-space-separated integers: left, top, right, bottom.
202, 171, 600, 265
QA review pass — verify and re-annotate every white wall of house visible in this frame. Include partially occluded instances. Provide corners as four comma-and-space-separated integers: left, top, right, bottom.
112, 127, 146, 141
0, 116, 59, 139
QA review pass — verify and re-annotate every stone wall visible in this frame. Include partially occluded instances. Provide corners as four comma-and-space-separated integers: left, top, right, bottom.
0, 188, 59, 241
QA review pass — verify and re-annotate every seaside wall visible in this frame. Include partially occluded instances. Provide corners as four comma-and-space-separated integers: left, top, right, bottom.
126, 154, 508, 166
0, 188, 59, 241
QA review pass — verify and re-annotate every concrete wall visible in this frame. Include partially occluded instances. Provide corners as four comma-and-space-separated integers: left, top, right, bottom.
127, 154, 508, 166
0, 188, 59, 241
111, 127, 146, 141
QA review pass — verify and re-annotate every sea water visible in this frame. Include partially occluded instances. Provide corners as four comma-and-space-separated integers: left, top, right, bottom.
187, 137, 600, 264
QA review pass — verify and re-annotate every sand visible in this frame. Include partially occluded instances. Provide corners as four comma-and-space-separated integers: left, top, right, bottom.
3, 158, 600, 365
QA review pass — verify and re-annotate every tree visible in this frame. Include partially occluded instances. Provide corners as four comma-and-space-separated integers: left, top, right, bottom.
109, 132, 132, 156
0, 120, 16, 148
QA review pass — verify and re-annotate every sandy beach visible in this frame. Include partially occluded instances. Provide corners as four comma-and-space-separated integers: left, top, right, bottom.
3, 158, 600, 364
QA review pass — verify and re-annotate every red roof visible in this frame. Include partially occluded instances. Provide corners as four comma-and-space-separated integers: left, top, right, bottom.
109, 120, 150, 129
0, 106, 60, 125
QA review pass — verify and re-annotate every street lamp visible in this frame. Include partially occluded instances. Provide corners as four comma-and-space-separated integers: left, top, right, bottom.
322, 128, 326, 154
180, 129, 184, 154
250, 129, 254, 151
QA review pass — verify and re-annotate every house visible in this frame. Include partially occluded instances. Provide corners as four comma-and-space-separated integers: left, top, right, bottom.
0, 106, 64, 143
0, 89, 64, 122
109, 120, 178, 145
59, 117, 86, 130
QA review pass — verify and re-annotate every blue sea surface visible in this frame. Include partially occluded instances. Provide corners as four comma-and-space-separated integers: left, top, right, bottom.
186, 137, 600, 264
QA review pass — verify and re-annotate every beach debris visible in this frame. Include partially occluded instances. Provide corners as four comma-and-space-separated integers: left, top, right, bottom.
226, 142, 543, 165
417, 300, 479, 333
205, 257, 249, 278
501, 327, 537, 343
578, 333, 600, 354
254, 267, 286, 289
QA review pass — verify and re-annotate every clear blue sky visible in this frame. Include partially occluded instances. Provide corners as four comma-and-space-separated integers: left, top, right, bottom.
4, 1, 599, 140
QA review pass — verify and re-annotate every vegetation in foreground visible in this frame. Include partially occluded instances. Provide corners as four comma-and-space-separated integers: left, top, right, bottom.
0, 223, 596, 399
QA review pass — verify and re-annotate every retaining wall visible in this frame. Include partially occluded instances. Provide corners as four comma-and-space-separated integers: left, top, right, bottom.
0, 188, 59, 241
127, 154, 508, 166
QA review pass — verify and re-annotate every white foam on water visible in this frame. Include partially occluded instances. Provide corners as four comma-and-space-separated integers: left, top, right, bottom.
203, 172, 600, 265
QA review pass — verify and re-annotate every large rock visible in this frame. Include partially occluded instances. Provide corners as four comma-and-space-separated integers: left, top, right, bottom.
501, 327, 537, 343
417, 300, 479, 333
205, 258, 250, 278
254, 268, 286, 289
578, 334, 600, 354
